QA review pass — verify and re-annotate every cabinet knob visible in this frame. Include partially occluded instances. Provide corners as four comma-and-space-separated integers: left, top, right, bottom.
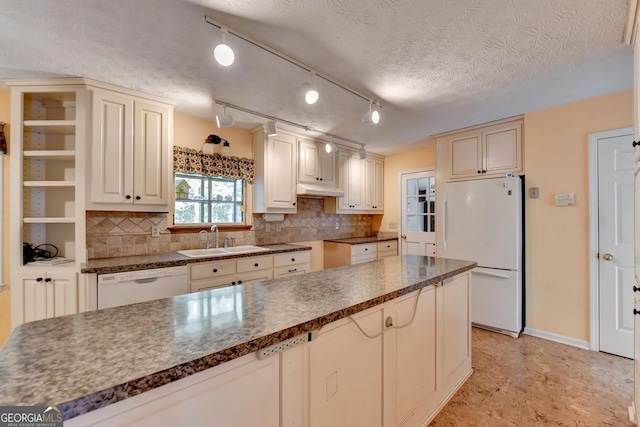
482, 170, 487, 173
385, 316, 394, 328
291, 258, 295, 262
126, 195, 131, 199
477, 171, 481, 174
44, 278, 52, 283
293, 202, 296, 206
237, 280, 242, 284
36, 277, 43, 282
634, 286, 640, 292
633, 141, 640, 147
316, 177, 319, 180
135, 196, 141, 200
365, 248, 368, 251
231, 281, 236, 286
319, 178, 323, 181
254, 263, 259, 267
634, 309, 640, 315
213, 268, 218, 273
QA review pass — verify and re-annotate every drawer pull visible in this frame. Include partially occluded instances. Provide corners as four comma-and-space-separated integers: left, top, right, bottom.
231, 281, 236, 286
254, 263, 259, 267
213, 268, 218, 273
237, 280, 242, 284
288, 268, 297, 273
45, 278, 52, 283
291, 258, 295, 262
365, 248, 368, 251
36, 277, 43, 282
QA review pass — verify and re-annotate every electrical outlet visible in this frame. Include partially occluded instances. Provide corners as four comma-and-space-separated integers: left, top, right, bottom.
335, 222, 339, 230
151, 225, 160, 237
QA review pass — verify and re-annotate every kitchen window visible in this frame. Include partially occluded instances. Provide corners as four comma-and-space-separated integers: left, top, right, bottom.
174, 173, 245, 225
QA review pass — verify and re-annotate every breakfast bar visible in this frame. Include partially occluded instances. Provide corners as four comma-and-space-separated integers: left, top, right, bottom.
0, 255, 476, 426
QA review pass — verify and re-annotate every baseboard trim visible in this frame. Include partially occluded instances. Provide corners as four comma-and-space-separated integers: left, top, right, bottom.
522, 327, 590, 350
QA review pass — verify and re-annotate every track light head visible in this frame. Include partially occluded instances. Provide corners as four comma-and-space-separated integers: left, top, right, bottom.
216, 105, 235, 128
303, 72, 319, 104
358, 145, 367, 160
214, 30, 235, 66
325, 137, 333, 153
266, 120, 278, 136
361, 101, 380, 125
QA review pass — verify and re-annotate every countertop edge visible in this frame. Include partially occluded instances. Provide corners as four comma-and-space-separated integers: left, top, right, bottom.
62, 260, 476, 419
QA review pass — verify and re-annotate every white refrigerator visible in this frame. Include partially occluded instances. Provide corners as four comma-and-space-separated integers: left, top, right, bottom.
442, 176, 523, 337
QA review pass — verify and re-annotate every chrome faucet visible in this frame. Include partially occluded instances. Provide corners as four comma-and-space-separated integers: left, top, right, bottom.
210, 224, 219, 248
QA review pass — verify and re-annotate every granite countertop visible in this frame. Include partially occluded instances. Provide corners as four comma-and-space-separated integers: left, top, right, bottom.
0, 255, 476, 420
81, 243, 311, 274
323, 236, 398, 244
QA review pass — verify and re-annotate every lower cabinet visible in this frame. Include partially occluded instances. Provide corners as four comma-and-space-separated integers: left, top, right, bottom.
14, 269, 78, 324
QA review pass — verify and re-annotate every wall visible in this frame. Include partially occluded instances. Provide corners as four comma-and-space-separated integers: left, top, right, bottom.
0, 89, 9, 347
173, 112, 252, 157
376, 143, 435, 233
524, 90, 632, 342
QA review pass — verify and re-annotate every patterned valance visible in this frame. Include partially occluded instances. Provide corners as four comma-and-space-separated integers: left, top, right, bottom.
173, 146, 255, 183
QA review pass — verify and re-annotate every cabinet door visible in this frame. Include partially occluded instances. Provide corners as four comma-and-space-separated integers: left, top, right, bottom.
450, 134, 482, 179
482, 123, 522, 174
267, 135, 297, 210
91, 91, 134, 203
191, 275, 237, 293
336, 151, 353, 211
298, 138, 319, 184
383, 287, 437, 427
306, 309, 383, 427
133, 101, 170, 205
318, 148, 336, 186
363, 158, 384, 211
437, 273, 471, 384
22, 272, 77, 323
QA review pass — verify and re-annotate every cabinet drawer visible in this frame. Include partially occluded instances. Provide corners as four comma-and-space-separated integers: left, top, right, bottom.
376, 240, 398, 253
190, 260, 236, 281
352, 253, 376, 264
191, 276, 236, 293
274, 264, 310, 278
237, 256, 274, 273
274, 251, 311, 267
352, 243, 376, 256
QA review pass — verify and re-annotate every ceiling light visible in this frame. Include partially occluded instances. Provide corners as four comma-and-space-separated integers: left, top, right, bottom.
214, 29, 234, 66
266, 120, 278, 136
358, 145, 367, 160
325, 137, 333, 153
216, 105, 234, 128
361, 101, 380, 125
304, 72, 319, 105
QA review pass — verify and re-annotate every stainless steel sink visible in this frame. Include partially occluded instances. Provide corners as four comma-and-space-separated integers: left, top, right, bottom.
177, 245, 269, 258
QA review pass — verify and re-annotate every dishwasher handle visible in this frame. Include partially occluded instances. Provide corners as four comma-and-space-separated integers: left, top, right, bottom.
133, 277, 161, 284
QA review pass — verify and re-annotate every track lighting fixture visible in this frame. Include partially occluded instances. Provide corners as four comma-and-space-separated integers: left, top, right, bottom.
358, 145, 367, 160
303, 72, 319, 105
361, 101, 380, 125
325, 137, 333, 153
214, 29, 235, 67
216, 105, 235, 128
266, 120, 278, 136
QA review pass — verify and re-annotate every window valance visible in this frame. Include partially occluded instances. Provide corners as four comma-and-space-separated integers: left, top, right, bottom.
173, 146, 255, 184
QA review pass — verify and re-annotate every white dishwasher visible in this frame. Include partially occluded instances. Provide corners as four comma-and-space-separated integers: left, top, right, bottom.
97, 266, 188, 309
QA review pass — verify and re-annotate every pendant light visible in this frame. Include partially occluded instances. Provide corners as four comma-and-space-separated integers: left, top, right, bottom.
361, 101, 380, 125
216, 105, 235, 128
303, 72, 319, 105
214, 29, 235, 67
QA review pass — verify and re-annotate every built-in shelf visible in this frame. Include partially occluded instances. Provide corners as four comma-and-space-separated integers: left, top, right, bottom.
23, 150, 76, 160
23, 217, 76, 224
23, 120, 76, 134
23, 181, 76, 187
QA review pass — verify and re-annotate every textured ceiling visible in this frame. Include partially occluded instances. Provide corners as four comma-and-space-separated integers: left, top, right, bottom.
0, 0, 632, 154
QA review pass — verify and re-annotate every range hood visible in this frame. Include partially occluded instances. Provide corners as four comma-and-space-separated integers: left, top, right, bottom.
296, 183, 345, 198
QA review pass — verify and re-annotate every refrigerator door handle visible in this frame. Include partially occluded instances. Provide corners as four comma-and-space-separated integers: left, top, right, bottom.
442, 192, 447, 253
472, 268, 511, 279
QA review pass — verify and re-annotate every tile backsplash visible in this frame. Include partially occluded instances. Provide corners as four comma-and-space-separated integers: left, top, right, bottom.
87, 198, 374, 259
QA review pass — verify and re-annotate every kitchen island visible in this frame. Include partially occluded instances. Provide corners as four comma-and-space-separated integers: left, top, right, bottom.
0, 255, 476, 427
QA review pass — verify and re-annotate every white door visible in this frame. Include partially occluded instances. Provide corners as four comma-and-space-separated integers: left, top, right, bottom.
598, 130, 635, 358
400, 170, 436, 255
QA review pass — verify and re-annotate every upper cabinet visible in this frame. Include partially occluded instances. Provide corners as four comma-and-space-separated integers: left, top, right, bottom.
297, 137, 336, 187
252, 126, 298, 214
88, 88, 173, 211
448, 119, 523, 181
325, 149, 384, 214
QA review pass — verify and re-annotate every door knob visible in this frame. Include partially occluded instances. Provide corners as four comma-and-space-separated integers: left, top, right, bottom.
602, 253, 613, 261
401, 234, 407, 240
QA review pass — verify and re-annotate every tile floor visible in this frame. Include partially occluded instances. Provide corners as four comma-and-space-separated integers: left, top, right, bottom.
431, 328, 634, 426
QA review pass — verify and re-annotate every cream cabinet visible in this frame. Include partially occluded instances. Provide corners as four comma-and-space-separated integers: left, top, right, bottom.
16, 270, 78, 324
363, 157, 384, 212
376, 240, 398, 258
448, 119, 523, 181
89, 89, 172, 210
252, 127, 298, 214
324, 240, 397, 268
297, 137, 336, 187
188, 251, 310, 292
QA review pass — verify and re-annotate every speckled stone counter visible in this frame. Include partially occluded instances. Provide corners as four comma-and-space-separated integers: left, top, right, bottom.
80, 243, 310, 274
0, 255, 476, 420
323, 236, 397, 244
